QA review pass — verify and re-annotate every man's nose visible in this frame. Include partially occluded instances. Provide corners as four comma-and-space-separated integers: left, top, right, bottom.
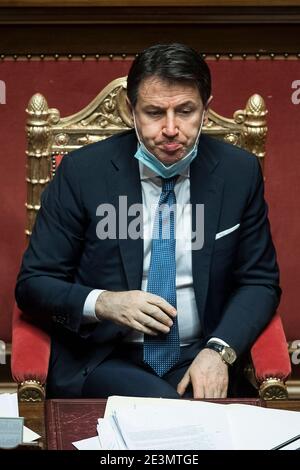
162, 115, 179, 137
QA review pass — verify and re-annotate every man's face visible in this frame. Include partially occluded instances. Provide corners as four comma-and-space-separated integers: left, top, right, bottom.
132, 76, 205, 165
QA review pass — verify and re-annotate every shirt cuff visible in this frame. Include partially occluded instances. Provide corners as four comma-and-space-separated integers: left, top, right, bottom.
82, 289, 106, 324
207, 337, 230, 347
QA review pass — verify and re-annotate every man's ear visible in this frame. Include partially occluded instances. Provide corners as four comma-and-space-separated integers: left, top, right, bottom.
205, 95, 213, 110
204, 95, 213, 125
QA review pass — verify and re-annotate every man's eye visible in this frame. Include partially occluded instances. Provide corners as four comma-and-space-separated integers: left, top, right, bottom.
147, 111, 162, 117
179, 109, 192, 115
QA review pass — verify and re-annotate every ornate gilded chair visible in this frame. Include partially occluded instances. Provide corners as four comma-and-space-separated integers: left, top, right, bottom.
11, 77, 291, 402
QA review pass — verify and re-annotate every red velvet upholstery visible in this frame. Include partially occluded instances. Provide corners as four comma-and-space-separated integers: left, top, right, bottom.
251, 313, 291, 383
11, 303, 50, 385
54, 154, 64, 169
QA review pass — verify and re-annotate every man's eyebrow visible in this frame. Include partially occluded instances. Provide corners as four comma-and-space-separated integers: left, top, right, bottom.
143, 104, 164, 110
175, 101, 197, 109
143, 101, 197, 110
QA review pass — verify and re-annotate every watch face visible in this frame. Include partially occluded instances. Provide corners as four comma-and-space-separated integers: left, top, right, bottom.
222, 347, 237, 365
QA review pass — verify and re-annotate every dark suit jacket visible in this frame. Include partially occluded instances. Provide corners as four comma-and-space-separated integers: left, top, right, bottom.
15, 130, 281, 397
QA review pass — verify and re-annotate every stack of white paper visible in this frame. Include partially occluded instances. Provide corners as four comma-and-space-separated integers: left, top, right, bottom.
72, 396, 300, 450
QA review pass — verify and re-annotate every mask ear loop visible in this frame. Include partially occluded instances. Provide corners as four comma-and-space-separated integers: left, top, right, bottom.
133, 113, 143, 146
194, 111, 205, 147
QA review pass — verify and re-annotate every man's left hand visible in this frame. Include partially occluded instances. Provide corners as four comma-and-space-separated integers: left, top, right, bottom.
177, 348, 229, 398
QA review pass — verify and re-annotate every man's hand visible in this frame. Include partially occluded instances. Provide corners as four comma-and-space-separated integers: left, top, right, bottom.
95, 290, 177, 336
177, 348, 229, 398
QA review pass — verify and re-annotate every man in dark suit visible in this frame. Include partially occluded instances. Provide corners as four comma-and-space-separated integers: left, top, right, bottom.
16, 43, 280, 399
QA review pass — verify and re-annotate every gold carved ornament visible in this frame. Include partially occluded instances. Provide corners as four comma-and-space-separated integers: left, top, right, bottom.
18, 380, 45, 402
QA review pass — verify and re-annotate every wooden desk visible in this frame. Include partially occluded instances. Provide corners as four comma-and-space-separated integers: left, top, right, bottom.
19, 401, 46, 450
266, 400, 300, 412
20, 398, 300, 450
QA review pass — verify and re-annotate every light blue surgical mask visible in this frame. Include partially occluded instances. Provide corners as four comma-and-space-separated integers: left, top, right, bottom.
133, 112, 205, 179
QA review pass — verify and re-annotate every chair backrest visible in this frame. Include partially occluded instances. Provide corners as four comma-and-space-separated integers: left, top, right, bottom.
25, 76, 267, 235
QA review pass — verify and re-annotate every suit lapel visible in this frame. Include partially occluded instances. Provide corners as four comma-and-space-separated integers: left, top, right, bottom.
108, 133, 144, 291
190, 138, 224, 327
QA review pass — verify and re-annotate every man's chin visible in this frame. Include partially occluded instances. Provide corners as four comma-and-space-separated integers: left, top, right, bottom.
155, 151, 185, 166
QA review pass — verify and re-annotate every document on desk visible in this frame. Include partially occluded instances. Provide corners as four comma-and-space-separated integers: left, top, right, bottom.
73, 436, 101, 451
226, 404, 300, 450
97, 396, 300, 450
97, 416, 127, 449
111, 402, 232, 450
103, 397, 234, 450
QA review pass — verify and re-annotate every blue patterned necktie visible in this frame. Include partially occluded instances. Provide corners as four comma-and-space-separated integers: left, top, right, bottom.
143, 175, 180, 376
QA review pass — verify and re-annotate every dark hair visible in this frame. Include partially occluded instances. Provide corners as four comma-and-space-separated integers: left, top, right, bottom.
127, 43, 211, 108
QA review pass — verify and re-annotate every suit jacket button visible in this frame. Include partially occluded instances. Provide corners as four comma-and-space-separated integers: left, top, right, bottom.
83, 367, 89, 376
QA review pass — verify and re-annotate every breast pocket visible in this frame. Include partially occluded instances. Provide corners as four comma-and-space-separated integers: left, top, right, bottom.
214, 224, 240, 253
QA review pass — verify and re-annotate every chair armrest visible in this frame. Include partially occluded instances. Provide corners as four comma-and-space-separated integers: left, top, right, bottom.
250, 313, 291, 399
11, 303, 51, 401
